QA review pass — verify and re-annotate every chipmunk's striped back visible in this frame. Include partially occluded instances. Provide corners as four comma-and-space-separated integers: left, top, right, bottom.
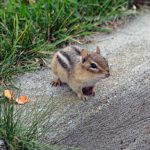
56, 46, 81, 70
71, 46, 81, 55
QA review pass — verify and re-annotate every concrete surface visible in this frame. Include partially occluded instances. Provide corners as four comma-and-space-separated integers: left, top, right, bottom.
16, 11, 150, 150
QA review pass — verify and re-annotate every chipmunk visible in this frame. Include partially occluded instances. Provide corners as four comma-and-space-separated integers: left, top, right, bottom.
51, 46, 110, 100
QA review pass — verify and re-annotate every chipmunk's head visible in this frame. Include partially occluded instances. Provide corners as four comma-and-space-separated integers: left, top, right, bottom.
81, 46, 110, 80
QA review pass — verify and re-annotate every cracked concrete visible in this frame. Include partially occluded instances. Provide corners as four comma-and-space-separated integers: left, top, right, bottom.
16, 11, 150, 150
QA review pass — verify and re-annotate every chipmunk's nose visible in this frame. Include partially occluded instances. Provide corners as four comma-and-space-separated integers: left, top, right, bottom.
105, 72, 110, 78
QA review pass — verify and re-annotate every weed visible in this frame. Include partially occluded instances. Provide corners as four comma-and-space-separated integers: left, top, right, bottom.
0, 94, 77, 150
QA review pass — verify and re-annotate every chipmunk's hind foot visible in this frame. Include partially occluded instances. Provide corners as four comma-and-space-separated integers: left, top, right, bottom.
51, 78, 62, 86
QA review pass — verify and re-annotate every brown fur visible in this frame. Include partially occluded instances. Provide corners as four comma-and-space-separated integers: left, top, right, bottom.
51, 46, 110, 100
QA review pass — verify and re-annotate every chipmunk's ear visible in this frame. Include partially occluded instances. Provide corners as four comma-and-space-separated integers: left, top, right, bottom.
96, 46, 101, 54
81, 49, 89, 63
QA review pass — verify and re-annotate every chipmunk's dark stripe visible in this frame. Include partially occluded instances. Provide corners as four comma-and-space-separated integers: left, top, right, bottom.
57, 55, 68, 69
72, 46, 81, 55
60, 51, 73, 66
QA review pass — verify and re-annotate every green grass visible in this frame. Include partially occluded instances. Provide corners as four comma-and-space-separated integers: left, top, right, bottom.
0, 94, 78, 150
0, 96, 49, 149
0, 0, 128, 81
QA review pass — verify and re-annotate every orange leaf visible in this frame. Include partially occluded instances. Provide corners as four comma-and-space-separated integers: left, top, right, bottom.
16, 96, 30, 105
4, 90, 14, 100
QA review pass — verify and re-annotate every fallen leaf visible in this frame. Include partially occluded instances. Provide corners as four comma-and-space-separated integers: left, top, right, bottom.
4, 90, 14, 100
16, 96, 30, 105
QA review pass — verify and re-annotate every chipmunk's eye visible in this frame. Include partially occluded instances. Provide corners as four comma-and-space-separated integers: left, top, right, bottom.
90, 63, 97, 69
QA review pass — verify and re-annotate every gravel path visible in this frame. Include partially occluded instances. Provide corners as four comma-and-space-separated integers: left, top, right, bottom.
16, 12, 150, 150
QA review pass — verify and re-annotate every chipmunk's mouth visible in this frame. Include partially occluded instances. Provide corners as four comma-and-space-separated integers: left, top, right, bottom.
99, 73, 110, 79
100, 76, 107, 79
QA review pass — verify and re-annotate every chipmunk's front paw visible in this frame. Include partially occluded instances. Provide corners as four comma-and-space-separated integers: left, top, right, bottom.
91, 87, 96, 96
91, 90, 95, 96
77, 93, 88, 101
51, 78, 62, 86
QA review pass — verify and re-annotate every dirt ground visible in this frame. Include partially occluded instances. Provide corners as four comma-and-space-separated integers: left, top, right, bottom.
16, 11, 150, 150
